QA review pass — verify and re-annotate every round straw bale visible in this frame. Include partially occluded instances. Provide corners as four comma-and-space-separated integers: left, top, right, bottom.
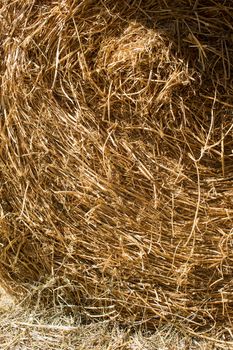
1, 0, 233, 335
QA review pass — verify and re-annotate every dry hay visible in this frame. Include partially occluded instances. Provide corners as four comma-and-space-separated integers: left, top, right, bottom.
1, 0, 233, 343
0, 286, 227, 350
0, 300, 220, 350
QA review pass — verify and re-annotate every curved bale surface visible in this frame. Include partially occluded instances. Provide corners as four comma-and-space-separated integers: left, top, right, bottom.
1, 0, 233, 333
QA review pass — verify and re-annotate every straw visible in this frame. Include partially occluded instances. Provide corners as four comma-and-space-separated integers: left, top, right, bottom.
1, 0, 233, 342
